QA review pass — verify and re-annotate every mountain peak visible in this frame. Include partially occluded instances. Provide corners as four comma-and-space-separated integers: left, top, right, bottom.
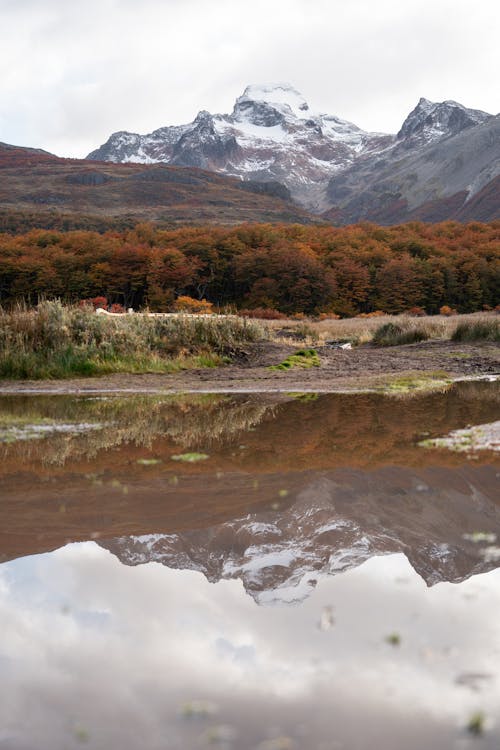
234, 82, 310, 120
194, 109, 212, 122
398, 97, 491, 143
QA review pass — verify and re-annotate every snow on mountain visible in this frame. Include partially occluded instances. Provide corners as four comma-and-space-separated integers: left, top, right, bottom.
397, 97, 492, 145
89, 124, 191, 165
233, 83, 311, 120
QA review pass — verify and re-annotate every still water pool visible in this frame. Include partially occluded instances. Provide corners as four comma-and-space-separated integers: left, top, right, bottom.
0, 382, 499, 749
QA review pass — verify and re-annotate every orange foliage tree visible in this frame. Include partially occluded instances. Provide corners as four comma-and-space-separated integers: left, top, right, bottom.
0, 220, 498, 315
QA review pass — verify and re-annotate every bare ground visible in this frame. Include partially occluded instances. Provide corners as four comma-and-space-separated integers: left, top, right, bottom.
0, 340, 498, 394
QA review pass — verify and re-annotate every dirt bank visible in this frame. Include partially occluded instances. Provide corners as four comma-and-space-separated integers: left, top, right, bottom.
0, 340, 498, 394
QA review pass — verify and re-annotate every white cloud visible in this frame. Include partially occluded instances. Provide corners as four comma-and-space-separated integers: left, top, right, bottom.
0, 0, 498, 156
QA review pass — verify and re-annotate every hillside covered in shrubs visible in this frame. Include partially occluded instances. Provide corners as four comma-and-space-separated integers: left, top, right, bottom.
0, 221, 498, 316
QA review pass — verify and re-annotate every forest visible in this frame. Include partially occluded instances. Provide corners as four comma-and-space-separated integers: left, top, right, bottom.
0, 220, 498, 316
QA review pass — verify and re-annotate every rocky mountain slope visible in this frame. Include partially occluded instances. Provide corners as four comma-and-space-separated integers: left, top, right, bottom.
326, 104, 500, 223
88, 84, 500, 221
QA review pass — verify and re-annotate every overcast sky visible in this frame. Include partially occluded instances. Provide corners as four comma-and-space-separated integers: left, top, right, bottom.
0, 0, 498, 158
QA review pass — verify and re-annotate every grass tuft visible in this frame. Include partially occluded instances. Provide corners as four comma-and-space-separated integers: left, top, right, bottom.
451, 320, 500, 342
372, 322, 430, 347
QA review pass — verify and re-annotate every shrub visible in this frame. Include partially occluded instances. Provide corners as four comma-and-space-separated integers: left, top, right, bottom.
293, 323, 319, 344
451, 320, 500, 342
316, 312, 341, 321
80, 296, 108, 310
372, 322, 430, 347
356, 310, 387, 318
109, 303, 125, 314
239, 308, 287, 320
407, 306, 426, 317
173, 296, 214, 314
440, 305, 457, 316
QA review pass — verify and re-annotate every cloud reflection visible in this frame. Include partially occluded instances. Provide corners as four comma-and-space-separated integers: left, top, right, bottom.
0, 544, 499, 748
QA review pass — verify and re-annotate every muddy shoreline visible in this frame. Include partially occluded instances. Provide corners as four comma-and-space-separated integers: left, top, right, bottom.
0, 340, 498, 394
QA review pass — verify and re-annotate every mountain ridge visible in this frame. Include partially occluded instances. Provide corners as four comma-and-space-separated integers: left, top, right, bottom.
87, 83, 500, 221
1, 84, 499, 226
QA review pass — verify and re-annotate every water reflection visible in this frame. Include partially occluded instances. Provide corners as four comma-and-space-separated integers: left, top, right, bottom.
0, 381, 499, 469
0, 393, 276, 463
1, 545, 499, 749
99, 464, 500, 604
0, 383, 499, 575
1, 383, 500, 747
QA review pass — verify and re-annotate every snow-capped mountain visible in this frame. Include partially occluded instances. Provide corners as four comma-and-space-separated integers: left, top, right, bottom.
396, 97, 491, 144
100, 466, 500, 606
87, 84, 498, 219
87, 83, 391, 210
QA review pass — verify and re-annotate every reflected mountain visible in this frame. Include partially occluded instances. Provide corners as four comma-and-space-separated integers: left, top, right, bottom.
100, 463, 500, 604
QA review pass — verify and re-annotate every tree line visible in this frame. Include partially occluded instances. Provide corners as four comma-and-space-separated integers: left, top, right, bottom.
0, 221, 498, 315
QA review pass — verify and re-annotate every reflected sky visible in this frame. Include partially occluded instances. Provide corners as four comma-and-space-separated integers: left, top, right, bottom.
1, 544, 500, 749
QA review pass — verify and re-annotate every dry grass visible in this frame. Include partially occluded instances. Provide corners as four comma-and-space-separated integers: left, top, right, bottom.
0, 301, 263, 379
452, 319, 500, 342
261, 312, 499, 347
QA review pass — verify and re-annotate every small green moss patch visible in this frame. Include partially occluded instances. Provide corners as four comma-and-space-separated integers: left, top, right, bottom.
377, 371, 452, 395
287, 392, 319, 401
171, 452, 210, 463
270, 349, 320, 371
